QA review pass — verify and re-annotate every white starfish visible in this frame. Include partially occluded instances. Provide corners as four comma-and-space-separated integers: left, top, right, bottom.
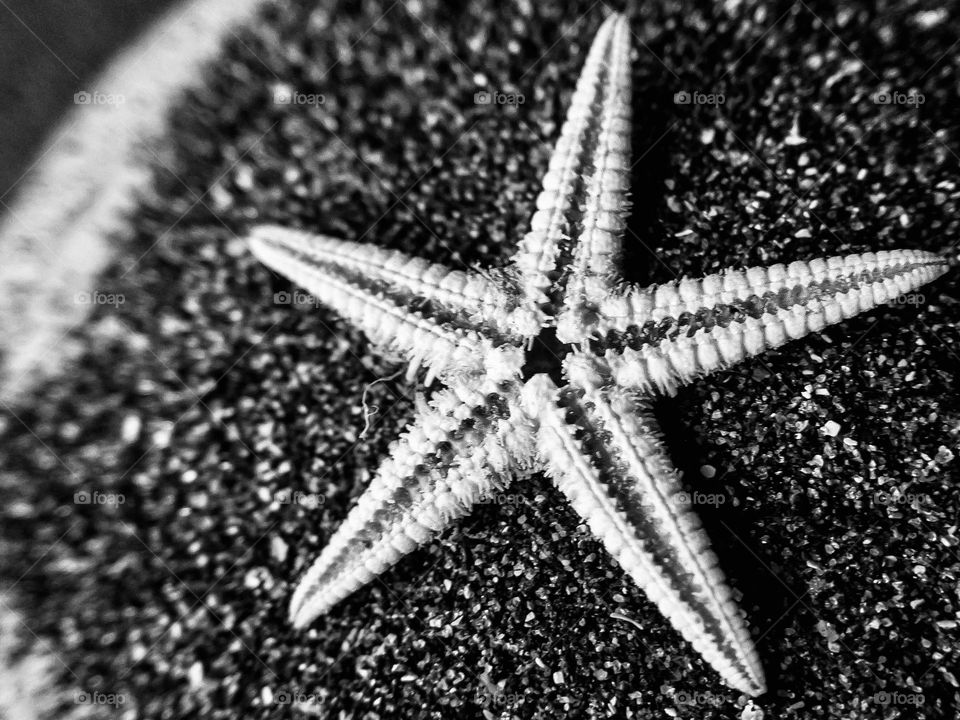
247, 13, 948, 696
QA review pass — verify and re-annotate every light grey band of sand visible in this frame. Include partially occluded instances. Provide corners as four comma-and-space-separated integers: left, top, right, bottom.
0, 3, 266, 711
0, 0, 267, 403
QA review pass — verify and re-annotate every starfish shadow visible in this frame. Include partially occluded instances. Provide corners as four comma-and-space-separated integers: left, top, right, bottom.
616, 73, 793, 692
654, 390, 792, 693
618, 68, 677, 287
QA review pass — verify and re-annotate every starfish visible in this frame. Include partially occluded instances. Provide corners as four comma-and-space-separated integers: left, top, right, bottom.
247, 13, 948, 696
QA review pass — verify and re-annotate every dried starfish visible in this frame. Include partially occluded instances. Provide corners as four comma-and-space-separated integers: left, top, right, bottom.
247, 13, 947, 696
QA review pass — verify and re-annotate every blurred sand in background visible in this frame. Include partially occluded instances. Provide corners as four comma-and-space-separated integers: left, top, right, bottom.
0, 1, 263, 716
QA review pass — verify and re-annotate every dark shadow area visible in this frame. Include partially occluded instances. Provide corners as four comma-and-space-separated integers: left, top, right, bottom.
619, 83, 676, 287
0, 0, 177, 201
654, 386, 795, 695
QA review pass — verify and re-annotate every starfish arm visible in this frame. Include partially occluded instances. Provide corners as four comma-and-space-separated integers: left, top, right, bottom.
249, 224, 521, 335
512, 13, 629, 310
591, 249, 948, 394
521, 372, 765, 696
249, 226, 523, 383
556, 15, 632, 341
289, 381, 534, 627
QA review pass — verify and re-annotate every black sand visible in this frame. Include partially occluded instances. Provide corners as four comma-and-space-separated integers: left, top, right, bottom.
1, 0, 959, 717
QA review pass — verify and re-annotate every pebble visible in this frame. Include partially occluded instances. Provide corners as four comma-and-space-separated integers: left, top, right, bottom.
271, 536, 289, 563
121, 414, 142, 443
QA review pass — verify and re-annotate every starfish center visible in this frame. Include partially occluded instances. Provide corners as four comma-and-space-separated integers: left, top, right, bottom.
520, 325, 571, 384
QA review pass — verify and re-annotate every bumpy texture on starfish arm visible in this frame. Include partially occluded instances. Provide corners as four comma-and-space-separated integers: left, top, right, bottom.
513, 13, 631, 314
250, 225, 527, 338
521, 374, 765, 695
249, 227, 524, 383
588, 250, 949, 394
289, 380, 534, 626
559, 14, 633, 323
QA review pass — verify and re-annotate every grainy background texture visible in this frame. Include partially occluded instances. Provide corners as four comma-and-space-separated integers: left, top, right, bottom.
1, 1, 959, 718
